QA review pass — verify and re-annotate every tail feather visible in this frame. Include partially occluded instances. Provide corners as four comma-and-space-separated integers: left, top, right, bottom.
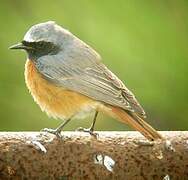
110, 107, 163, 140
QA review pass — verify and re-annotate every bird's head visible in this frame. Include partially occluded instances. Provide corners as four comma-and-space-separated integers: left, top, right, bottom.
9, 21, 73, 59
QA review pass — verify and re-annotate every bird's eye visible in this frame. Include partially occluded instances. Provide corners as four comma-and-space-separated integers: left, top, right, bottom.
22, 40, 29, 46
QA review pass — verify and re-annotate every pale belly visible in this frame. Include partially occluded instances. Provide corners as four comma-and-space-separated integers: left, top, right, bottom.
24, 60, 101, 120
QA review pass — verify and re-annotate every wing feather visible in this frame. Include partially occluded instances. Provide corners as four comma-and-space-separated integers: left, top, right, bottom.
35, 55, 146, 117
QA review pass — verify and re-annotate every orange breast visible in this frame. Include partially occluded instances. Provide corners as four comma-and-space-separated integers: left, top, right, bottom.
24, 60, 97, 119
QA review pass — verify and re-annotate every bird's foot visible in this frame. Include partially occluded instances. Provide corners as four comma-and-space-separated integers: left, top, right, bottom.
41, 128, 62, 138
76, 127, 98, 138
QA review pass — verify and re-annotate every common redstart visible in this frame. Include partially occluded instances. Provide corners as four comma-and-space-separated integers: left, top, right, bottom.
10, 21, 162, 140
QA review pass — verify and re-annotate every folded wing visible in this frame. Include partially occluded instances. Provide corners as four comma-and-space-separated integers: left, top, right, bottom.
35, 54, 146, 118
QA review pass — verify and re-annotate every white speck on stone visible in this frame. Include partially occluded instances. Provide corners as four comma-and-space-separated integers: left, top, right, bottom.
94, 154, 115, 172
165, 140, 175, 152
104, 155, 115, 172
94, 154, 103, 165
186, 140, 188, 146
163, 174, 170, 180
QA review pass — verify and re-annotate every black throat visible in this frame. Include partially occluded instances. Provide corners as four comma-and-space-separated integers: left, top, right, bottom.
22, 40, 60, 59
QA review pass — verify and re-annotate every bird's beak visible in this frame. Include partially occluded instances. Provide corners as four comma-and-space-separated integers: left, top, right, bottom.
9, 42, 27, 50
9, 42, 32, 50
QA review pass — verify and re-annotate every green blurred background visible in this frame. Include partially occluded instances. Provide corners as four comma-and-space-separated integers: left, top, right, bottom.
0, 0, 188, 131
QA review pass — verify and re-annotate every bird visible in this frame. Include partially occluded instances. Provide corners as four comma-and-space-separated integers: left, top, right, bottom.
9, 21, 162, 140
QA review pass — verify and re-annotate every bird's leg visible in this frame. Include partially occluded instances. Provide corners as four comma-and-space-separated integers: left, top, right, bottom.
77, 111, 99, 138
41, 118, 71, 138
89, 111, 98, 132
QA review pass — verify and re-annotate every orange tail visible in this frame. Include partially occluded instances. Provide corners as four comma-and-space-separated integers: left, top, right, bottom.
110, 107, 163, 141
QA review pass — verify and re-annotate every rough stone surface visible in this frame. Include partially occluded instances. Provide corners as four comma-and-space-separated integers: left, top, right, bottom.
0, 131, 187, 179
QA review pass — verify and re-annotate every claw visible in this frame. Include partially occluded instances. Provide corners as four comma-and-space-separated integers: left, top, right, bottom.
76, 127, 98, 138
41, 128, 62, 138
